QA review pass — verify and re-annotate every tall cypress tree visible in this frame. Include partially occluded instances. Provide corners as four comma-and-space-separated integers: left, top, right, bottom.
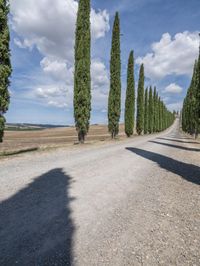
144, 87, 148, 134
0, 0, 11, 142
74, 0, 91, 143
148, 86, 153, 133
161, 101, 164, 131
154, 92, 158, 132
125, 51, 135, 137
136, 64, 144, 135
108, 12, 121, 138
158, 97, 162, 132
195, 47, 200, 138
153, 87, 157, 132
182, 55, 200, 137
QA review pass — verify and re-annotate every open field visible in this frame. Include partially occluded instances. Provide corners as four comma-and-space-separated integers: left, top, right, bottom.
0, 124, 126, 155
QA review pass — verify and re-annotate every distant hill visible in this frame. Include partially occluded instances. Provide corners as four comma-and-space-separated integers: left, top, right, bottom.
5, 123, 69, 131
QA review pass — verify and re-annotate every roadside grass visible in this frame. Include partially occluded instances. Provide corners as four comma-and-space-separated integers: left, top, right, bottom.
0, 148, 39, 157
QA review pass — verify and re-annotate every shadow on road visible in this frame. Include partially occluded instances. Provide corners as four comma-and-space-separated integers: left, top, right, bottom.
157, 137, 200, 145
126, 147, 200, 185
149, 140, 200, 152
166, 136, 193, 140
0, 168, 75, 265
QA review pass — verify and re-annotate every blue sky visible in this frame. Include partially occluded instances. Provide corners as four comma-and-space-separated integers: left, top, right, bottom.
6, 0, 200, 125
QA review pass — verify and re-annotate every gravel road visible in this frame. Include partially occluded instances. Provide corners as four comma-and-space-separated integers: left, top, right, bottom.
0, 119, 199, 266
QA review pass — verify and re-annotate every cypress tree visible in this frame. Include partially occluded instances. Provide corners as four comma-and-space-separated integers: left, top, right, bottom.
0, 0, 11, 142
148, 86, 153, 133
125, 51, 135, 137
155, 92, 159, 132
74, 0, 91, 143
144, 87, 148, 134
187, 61, 198, 135
108, 12, 121, 138
153, 87, 157, 132
158, 97, 162, 132
161, 101, 164, 131
182, 54, 200, 138
195, 47, 200, 138
136, 64, 144, 135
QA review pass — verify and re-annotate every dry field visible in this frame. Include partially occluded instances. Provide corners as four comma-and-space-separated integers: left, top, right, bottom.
0, 124, 126, 154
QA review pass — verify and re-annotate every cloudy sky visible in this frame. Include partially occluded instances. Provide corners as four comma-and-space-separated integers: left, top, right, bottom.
6, 0, 200, 125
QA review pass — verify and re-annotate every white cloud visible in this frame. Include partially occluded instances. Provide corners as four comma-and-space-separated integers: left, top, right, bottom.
40, 57, 74, 83
91, 9, 110, 39
10, 0, 110, 111
163, 83, 183, 94
34, 59, 109, 109
35, 87, 65, 98
91, 59, 109, 110
11, 0, 109, 62
48, 101, 67, 109
162, 96, 170, 103
91, 59, 109, 90
167, 101, 183, 111
136, 31, 199, 80
34, 83, 71, 109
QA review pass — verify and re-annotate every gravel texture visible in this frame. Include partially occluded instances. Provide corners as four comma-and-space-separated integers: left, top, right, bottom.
0, 119, 199, 266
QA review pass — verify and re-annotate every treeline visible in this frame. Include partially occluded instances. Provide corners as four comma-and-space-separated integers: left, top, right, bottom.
182, 48, 200, 138
74, 1, 174, 142
135, 67, 174, 137
142, 86, 174, 136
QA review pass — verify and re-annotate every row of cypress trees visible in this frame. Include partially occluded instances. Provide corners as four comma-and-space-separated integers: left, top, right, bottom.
143, 86, 174, 135
74, 2, 174, 142
133, 63, 174, 137
0, 0, 11, 142
108, 13, 175, 138
0, 0, 174, 143
182, 47, 200, 138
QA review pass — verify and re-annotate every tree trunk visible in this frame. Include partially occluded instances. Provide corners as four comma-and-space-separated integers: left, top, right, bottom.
78, 132, 85, 144
195, 129, 198, 139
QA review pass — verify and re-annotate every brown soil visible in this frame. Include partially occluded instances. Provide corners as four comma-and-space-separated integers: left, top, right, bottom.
0, 124, 126, 153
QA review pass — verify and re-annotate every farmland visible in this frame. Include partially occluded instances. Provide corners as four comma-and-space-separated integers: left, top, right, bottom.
0, 124, 126, 155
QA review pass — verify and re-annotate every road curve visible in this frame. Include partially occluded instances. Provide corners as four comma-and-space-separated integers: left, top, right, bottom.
0, 119, 199, 265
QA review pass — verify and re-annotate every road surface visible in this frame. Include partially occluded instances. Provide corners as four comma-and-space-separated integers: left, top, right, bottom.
0, 119, 199, 265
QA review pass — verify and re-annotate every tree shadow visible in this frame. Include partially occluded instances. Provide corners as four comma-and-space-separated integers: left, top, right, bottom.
126, 147, 200, 185
0, 168, 75, 265
166, 136, 193, 140
157, 137, 200, 145
149, 140, 200, 152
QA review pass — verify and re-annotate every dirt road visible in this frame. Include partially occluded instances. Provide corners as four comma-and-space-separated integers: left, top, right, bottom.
0, 119, 199, 265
